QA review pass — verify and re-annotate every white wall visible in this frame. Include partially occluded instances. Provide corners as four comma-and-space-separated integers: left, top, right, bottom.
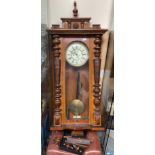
47, 0, 114, 30
41, 0, 48, 24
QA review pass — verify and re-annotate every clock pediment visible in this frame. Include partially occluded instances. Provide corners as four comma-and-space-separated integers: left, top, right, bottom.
48, 1, 107, 33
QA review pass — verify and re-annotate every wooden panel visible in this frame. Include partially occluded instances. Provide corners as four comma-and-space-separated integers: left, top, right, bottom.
89, 38, 95, 126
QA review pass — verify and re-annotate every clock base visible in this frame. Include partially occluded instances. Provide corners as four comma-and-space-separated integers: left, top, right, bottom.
50, 125, 106, 131
71, 130, 84, 137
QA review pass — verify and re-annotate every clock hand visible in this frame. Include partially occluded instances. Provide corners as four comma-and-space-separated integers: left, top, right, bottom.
72, 47, 76, 51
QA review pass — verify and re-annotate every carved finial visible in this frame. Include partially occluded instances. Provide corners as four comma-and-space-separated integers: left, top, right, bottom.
73, 1, 78, 17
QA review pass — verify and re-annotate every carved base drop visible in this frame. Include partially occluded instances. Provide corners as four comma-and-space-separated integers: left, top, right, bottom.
94, 114, 101, 126
54, 115, 61, 126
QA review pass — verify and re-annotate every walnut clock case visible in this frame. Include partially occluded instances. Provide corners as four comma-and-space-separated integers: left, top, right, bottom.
47, 2, 107, 131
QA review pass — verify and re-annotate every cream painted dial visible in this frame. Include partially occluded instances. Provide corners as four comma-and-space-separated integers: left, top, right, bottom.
66, 42, 89, 67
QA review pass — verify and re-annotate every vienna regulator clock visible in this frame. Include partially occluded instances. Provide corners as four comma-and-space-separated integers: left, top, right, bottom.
48, 2, 107, 131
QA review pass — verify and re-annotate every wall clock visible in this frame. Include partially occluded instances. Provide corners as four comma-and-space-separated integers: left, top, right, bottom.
48, 1, 107, 131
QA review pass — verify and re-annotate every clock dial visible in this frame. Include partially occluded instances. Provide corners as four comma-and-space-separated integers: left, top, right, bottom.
66, 42, 89, 67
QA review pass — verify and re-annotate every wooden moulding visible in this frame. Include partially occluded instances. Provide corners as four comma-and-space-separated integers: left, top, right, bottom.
50, 126, 106, 131
61, 17, 91, 22
47, 29, 107, 36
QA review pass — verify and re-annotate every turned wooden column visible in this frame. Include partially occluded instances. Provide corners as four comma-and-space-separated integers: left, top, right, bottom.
52, 35, 62, 126
93, 35, 102, 126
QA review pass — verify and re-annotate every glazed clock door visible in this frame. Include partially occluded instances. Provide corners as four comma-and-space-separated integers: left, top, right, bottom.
62, 38, 90, 124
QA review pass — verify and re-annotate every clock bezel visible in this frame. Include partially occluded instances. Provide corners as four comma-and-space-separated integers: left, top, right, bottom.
65, 41, 89, 67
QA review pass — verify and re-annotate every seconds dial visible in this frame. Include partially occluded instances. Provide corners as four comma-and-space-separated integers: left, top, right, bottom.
66, 42, 89, 67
